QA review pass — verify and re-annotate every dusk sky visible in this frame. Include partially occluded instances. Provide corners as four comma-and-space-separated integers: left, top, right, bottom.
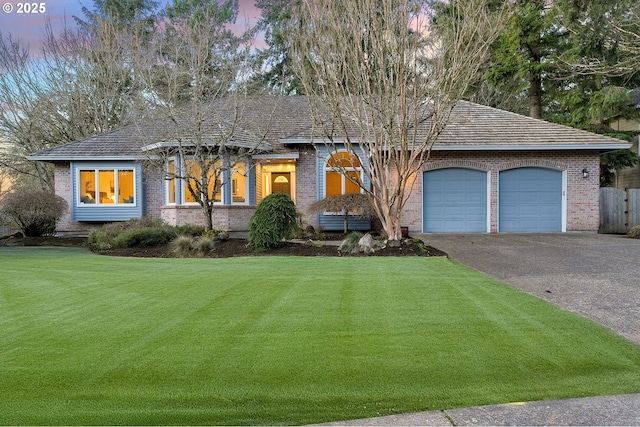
0, 0, 262, 50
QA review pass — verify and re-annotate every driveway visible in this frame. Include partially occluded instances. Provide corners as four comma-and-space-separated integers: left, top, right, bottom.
419, 233, 640, 344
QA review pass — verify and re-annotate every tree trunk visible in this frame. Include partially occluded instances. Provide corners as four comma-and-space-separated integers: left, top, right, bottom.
529, 73, 543, 119
343, 212, 349, 234
202, 203, 214, 232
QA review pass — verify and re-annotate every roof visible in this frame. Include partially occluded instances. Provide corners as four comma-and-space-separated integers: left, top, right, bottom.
429, 101, 631, 151
29, 96, 316, 161
29, 97, 630, 161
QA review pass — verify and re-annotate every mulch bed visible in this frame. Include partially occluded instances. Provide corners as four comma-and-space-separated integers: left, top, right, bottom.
1, 234, 447, 258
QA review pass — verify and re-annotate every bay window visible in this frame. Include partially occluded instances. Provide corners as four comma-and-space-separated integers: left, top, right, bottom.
183, 159, 222, 204
164, 157, 250, 206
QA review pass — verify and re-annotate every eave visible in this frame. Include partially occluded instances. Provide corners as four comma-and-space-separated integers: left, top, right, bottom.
431, 143, 632, 152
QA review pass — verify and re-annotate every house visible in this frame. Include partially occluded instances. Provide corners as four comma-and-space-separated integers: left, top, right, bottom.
28, 96, 631, 234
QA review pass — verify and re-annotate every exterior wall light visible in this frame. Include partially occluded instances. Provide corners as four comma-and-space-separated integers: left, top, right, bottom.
582, 168, 589, 178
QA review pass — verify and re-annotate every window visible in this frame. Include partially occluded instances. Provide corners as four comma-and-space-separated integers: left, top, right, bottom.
78, 168, 135, 205
325, 152, 362, 197
232, 162, 247, 204
167, 160, 176, 204
183, 159, 222, 204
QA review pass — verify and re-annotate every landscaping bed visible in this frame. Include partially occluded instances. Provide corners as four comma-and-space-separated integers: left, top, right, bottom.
1, 234, 446, 258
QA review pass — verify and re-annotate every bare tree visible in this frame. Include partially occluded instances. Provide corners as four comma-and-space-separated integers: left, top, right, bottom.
288, 0, 508, 240
611, 6, 640, 77
134, 0, 270, 231
0, 18, 143, 190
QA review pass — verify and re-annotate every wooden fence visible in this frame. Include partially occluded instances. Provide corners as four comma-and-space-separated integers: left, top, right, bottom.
600, 188, 640, 233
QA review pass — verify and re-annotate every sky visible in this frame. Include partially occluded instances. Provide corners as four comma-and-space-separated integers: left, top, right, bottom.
0, 0, 262, 50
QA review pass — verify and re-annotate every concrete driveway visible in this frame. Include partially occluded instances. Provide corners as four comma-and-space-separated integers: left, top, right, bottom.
420, 233, 640, 344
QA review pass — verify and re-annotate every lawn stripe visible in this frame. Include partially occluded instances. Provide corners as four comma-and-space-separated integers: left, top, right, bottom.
0, 248, 638, 425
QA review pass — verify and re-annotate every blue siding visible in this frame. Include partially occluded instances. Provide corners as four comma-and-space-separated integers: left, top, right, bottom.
248, 161, 256, 205
71, 161, 144, 222
499, 168, 562, 232
315, 146, 371, 231
222, 169, 232, 205
423, 168, 488, 233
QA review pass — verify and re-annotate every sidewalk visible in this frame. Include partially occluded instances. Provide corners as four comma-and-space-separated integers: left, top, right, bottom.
313, 393, 640, 426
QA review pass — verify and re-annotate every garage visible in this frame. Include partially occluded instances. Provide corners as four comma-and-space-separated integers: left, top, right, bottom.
499, 168, 563, 232
423, 168, 488, 233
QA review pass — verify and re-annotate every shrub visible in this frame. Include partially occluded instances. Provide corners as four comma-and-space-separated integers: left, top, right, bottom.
169, 234, 214, 257
628, 225, 640, 239
248, 192, 297, 251
112, 227, 173, 248
308, 194, 375, 234
87, 228, 121, 250
87, 217, 176, 250
0, 190, 67, 237
174, 224, 206, 236
338, 231, 364, 253
194, 235, 214, 253
171, 234, 196, 257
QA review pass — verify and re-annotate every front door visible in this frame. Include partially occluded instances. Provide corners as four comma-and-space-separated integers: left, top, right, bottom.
271, 172, 291, 196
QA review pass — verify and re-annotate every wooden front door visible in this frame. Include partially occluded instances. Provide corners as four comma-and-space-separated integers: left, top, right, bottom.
271, 172, 291, 196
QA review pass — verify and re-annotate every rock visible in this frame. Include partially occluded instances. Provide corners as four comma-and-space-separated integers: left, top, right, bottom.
387, 239, 402, 247
358, 233, 375, 254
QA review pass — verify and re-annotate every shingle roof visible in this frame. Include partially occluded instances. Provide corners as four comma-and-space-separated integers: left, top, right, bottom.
29, 97, 629, 161
29, 96, 316, 161
430, 101, 630, 150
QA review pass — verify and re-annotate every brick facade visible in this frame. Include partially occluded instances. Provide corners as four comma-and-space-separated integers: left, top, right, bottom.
53, 148, 602, 234
293, 147, 319, 229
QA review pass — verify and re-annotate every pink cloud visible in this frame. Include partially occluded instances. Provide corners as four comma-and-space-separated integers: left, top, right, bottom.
1, 0, 266, 51
0, 0, 83, 49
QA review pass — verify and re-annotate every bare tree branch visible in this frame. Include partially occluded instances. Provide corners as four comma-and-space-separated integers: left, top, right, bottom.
289, 0, 508, 239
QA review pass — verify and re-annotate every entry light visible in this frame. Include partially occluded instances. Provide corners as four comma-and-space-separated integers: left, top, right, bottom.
582, 168, 589, 179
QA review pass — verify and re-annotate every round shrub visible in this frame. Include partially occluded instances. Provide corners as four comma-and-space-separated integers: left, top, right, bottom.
0, 190, 67, 237
628, 225, 640, 239
248, 192, 298, 251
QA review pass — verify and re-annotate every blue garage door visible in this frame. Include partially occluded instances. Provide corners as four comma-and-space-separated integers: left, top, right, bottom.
423, 168, 488, 232
499, 168, 562, 232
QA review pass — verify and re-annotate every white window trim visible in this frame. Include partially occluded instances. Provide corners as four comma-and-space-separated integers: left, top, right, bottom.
76, 168, 137, 207
231, 163, 249, 205
323, 152, 364, 215
165, 159, 177, 205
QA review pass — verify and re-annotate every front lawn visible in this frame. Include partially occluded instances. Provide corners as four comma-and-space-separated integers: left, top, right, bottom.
1, 247, 639, 425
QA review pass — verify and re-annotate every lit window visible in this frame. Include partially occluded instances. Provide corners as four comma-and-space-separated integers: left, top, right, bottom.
78, 169, 135, 205
232, 162, 247, 204
167, 160, 176, 204
183, 159, 222, 204
325, 152, 362, 197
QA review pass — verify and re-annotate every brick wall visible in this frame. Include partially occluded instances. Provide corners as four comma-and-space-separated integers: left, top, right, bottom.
294, 146, 319, 229
54, 149, 602, 234
402, 150, 601, 233
54, 163, 74, 231
161, 205, 256, 231
143, 166, 164, 219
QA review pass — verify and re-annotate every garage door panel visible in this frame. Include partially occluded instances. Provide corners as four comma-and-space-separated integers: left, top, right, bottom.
423, 168, 488, 233
499, 168, 562, 232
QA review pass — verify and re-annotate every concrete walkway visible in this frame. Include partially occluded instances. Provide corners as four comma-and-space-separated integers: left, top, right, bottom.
315, 394, 640, 426
314, 233, 640, 426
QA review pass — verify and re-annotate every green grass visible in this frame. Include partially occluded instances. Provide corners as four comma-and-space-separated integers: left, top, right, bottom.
0, 247, 639, 425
